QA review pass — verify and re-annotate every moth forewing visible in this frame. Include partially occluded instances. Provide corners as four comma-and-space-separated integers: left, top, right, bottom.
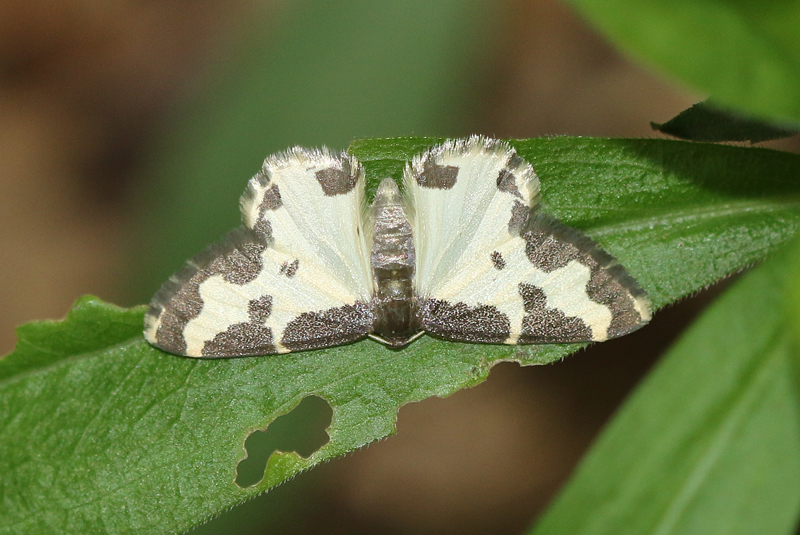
407, 136, 650, 345
145, 148, 374, 357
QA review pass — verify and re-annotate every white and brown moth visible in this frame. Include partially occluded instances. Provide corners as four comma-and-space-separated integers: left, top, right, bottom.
144, 137, 651, 357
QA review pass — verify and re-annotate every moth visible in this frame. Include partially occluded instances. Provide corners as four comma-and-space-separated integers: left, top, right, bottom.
144, 137, 651, 357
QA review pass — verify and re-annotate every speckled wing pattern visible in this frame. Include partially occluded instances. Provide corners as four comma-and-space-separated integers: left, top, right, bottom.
406, 137, 650, 345
144, 137, 651, 357
143, 147, 374, 356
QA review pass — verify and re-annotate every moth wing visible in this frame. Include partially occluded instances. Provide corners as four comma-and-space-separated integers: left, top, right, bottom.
406, 137, 650, 344
144, 147, 374, 357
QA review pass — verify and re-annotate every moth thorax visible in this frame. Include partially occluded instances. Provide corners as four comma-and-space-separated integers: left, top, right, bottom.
370, 178, 419, 346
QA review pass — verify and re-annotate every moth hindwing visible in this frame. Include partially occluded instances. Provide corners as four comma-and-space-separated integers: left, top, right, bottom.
144, 137, 651, 357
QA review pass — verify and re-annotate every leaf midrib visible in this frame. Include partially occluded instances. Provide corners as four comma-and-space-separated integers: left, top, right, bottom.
588, 197, 800, 237
648, 331, 787, 535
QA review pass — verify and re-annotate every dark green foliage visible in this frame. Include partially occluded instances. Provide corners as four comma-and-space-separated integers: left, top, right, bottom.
566, 0, 800, 124
652, 100, 799, 143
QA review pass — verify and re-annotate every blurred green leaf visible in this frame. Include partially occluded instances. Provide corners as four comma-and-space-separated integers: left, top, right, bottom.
530, 240, 800, 535
566, 0, 800, 125
652, 100, 800, 143
4, 136, 800, 534
129, 0, 501, 304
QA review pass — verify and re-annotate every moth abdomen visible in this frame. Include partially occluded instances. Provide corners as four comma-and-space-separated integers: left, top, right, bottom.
370, 178, 420, 347
371, 283, 420, 347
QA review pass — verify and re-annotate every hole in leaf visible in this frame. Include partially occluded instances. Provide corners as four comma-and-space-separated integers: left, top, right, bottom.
235, 395, 332, 488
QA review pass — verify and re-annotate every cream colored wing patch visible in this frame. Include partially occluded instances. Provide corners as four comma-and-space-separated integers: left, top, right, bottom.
407, 137, 650, 344
144, 148, 374, 357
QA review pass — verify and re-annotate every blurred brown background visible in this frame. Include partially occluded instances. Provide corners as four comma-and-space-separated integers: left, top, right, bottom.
0, 0, 724, 533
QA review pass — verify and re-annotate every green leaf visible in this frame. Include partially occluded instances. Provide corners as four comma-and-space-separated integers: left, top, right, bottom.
529, 240, 800, 535
3, 136, 800, 534
566, 0, 800, 125
652, 100, 800, 143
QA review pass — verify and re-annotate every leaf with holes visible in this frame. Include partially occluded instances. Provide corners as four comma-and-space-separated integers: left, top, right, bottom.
2, 136, 800, 534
